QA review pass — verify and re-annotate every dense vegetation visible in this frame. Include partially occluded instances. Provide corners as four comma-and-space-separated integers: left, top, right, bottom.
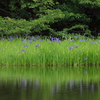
0, 35, 100, 66
0, 0, 100, 37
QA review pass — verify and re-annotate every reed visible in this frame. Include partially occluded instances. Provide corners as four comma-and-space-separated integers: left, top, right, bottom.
0, 36, 100, 67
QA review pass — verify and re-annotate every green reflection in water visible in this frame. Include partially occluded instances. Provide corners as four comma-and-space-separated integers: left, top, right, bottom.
0, 66, 100, 83
0, 66, 100, 100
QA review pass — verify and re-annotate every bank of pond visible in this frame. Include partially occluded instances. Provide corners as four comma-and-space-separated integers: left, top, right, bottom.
0, 35, 100, 67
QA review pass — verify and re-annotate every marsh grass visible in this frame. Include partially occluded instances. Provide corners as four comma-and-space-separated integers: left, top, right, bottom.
0, 36, 100, 67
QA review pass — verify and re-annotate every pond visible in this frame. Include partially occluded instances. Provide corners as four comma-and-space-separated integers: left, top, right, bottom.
0, 66, 100, 100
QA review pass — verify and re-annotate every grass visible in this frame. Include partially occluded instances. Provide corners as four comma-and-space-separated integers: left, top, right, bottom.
0, 35, 100, 67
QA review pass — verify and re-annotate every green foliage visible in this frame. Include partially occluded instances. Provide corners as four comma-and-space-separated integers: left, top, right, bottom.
0, 0, 100, 37
0, 9, 64, 36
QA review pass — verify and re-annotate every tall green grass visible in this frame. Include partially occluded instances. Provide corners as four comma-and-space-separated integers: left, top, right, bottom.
0, 36, 100, 66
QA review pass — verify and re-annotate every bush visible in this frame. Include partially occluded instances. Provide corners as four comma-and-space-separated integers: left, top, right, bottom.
0, 0, 100, 37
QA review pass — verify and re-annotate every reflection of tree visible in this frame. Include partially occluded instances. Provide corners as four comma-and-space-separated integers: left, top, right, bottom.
0, 79, 52, 100
0, 80, 100, 100
52, 80, 100, 100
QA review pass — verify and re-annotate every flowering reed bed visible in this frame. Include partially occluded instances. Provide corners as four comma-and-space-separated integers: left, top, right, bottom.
0, 35, 100, 67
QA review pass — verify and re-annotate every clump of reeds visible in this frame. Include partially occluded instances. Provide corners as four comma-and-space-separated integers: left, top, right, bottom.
0, 35, 100, 67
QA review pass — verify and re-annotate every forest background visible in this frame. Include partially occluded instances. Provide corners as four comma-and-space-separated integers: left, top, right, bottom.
0, 0, 100, 38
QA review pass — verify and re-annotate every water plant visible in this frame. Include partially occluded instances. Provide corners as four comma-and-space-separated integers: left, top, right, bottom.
0, 35, 100, 67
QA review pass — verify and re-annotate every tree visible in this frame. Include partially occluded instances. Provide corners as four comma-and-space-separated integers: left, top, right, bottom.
0, 0, 100, 37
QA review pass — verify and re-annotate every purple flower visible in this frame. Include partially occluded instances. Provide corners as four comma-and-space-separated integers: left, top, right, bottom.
86, 39, 88, 41
78, 33, 81, 35
98, 33, 100, 35
55, 38, 60, 41
10, 55, 13, 57
95, 42, 98, 44
40, 39, 42, 41
50, 37, 54, 41
36, 44, 40, 47
28, 38, 32, 40
22, 49, 25, 52
84, 71, 87, 74
21, 39, 24, 41
34, 38, 37, 41
72, 32, 74, 34
90, 42, 98, 44
84, 58, 87, 60
24, 34, 28, 36
74, 36, 78, 38
71, 39, 74, 41
50, 37, 60, 41
80, 39, 83, 42
76, 46, 78, 48
69, 47, 73, 50
90, 42, 95, 44
9, 37, 14, 41
92, 35, 94, 37
62, 35, 65, 36
29, 40, 32, 43
84, 33, 87, 35
24, 45, 28, 47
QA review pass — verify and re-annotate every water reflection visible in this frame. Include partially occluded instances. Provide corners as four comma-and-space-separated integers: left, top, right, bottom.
51, 81, 100, 100
0, 79, 100, 100
0, 67, 100, 100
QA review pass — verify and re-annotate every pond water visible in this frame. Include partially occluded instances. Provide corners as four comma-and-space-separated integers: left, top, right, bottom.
0, 67, 100, 100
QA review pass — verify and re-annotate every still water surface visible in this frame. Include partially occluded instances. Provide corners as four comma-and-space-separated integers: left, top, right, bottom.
0, 67, 100, 100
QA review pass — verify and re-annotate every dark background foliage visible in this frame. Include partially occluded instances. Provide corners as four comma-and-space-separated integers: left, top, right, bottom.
0, 0, 100, 37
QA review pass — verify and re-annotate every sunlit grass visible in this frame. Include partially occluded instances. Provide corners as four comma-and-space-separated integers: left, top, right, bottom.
0, 36, 100, 66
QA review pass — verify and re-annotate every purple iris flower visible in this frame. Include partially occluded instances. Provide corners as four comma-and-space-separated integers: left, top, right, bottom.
98, 33, 100, 35
90, 42, 98, 44
29, 40, 32, 43
40, 39, 42, 41
50, 37, 60, 41
9, 37, 14, 41
84, 58, 87, 60
28, 38, 32, 40
84, 71, 87, 74
69, 47, 73, 50
36, 44, 40, 47
84, 33, 87, 35
80, 39, 83, 42
62, 35, 65, 36
51, 37, 54, 41
86, 39, 88, 41
76, 46, 78, 48
21, 39, 24, 41
95, 42, 98, 44
24, 45, 28, 47
22, 49, 25, 52
24, 34, 28, 36
55, 38, 60, 41
90, 42, 95, 44
71, 39, 74, 41
34, 38, 37, 41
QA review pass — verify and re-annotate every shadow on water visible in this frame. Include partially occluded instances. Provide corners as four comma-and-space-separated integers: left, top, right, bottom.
0, 66, 100, 100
